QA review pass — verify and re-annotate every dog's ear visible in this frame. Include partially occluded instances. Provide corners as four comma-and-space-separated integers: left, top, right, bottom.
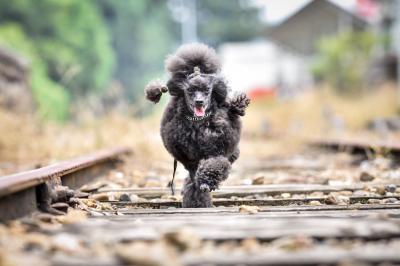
212, 76, 228, 103
166, 78, 185, 97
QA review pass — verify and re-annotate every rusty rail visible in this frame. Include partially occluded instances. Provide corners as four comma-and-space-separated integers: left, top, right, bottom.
0, 147, 130, 222
309, 138, 400, 156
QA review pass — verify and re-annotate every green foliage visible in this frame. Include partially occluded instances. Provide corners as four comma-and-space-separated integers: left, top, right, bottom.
0, 24, 70, 121
0, 0, 115, 120
97, 0, 178, 101
312, 31, 376, 94
197, 0, 263, 46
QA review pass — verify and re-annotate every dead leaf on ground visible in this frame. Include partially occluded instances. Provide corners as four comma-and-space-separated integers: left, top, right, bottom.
239, 205, 260, 214
162, 228, 201, 252
56, 209, 87, 224
115, 241, 182, 266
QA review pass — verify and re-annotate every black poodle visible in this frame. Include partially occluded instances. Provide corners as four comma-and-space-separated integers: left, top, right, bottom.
145, 43, 250, 208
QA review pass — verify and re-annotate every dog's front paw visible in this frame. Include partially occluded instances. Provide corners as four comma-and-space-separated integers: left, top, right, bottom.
230, 93, 250, 116
197, 178, 218, 192
144, 80, 168, 103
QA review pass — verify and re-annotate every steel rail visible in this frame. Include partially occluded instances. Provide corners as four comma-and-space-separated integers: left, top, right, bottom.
0, 147, 131, 222
309, 138, 400, 156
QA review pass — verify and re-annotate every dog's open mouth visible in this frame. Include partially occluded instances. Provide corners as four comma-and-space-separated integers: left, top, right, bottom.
194, 106, 205, 117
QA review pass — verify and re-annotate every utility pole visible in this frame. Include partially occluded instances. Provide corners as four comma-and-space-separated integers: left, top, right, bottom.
397, 0, 400, 101
180, 0, 197, 44
168, 0, 198, 44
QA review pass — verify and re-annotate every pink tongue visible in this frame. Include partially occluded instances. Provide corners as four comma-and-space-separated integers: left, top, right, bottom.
194, 106, 205, 117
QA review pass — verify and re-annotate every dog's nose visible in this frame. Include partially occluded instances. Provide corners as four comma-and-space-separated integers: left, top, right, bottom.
195, 100, 204, 106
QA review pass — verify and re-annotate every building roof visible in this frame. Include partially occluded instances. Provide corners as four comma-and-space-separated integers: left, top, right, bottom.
267, 0, 368, 55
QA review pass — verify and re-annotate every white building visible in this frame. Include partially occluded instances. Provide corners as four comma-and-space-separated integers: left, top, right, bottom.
219, 41, 312, 97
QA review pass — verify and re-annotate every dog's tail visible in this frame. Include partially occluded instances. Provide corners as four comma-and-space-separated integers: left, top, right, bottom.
144, 80, 168, 104
165, 43, 220, 77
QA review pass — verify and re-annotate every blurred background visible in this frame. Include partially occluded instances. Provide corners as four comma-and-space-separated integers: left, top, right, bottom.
1, 0, 400, 174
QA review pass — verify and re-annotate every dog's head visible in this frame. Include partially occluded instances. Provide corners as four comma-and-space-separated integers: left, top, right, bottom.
164, 43, 228, 118
180, 73, 227, 118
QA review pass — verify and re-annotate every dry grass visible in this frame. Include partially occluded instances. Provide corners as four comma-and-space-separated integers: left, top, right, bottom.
1, 85, 399, 174
240, 85, 400, 158
0, 109, 170, 174
243, 85, 399, 137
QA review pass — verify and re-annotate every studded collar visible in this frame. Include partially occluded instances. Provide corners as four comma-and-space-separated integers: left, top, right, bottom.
185, 112, 211, 122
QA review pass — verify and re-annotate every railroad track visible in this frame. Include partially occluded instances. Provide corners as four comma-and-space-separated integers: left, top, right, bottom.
1, 140, 400, 265
309, 138, 400, 157
0, 147, 130, 222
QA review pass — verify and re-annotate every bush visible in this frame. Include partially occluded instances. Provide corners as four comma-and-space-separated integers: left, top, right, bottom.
0, 24, 70, 121
0, 0, 115, 120
97, 0, 178, 102
312, 31, 376, 94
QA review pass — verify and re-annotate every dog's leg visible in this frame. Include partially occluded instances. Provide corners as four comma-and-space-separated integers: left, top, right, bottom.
182, 176, 212, 208
228, 148, 240, 163
196, 156, 231, 193
144, 80, 168, 103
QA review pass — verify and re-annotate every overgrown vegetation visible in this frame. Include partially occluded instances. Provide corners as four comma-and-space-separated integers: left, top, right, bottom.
0, 0, 113, 120
197, 0, 263, 46
312, 31, 377, 94
0, 23, 70, 121
97, 0, 178, 102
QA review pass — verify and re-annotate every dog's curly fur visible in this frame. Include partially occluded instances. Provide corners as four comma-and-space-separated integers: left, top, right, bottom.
145, 43, 250, 207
